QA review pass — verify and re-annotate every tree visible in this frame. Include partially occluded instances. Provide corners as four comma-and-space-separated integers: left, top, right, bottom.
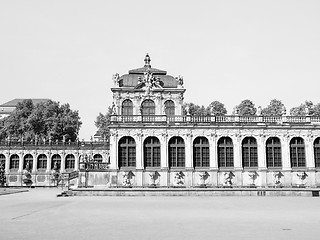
0, 99, 82, 141
234, 99, 257, 116
290, 101, 314, 116
261, 99, 285, 116
95, 106, 113, 140
182, 103, 209, 116
208, 101, 227, 116
313, 103, 320, 116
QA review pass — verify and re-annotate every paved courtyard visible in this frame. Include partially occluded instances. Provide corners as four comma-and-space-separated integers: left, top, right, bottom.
1, 189, 320, 240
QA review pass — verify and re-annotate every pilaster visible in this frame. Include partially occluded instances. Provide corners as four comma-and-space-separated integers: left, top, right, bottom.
233, 136, 242, 170
160, 133, 168, 169
136, 133, 143, 170
185, 133, 193, 169
5, 152, 10, 174
281, 136, 291, 171
257, 135, 267, 170
305, 136, 315, 170
209, 134, 218, 169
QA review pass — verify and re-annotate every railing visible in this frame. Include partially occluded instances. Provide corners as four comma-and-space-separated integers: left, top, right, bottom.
110, 115, 320, 125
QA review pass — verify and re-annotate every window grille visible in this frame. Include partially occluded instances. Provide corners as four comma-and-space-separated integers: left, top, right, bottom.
23, 154, 33, 170
218, 137, 234, 168
144, 137, 161, 168
51, 154, 61, 170
193, 137, 210, 168
141, 99, 155, 115
65, 154, 75, 170
314, 138, 320, 168
10, 154, 19, 170
164, 100, 175, 116
118, 137, 136, 168
169, 137, 185, 168
122, 99, 133, 115
242, 137, 258, 168
266, 137, 282, 168
290, 137, 306, 168
37, 154, 47, 170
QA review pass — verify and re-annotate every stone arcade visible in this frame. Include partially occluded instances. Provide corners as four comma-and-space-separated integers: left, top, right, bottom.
1, 54, 320, 189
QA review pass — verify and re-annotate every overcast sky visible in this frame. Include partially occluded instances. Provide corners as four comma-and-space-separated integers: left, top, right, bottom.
1, 0, 320, 140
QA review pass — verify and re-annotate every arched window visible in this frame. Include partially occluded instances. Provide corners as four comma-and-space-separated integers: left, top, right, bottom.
242, 137, 258, 168
51, 154, 61, 170
141, 99, 155, 115
93, 154, 103, 163
164, 100, 175, 116
144, 137, 161, 168
314, 138, 320, 168
290, 137, 305, 168
266, 137, 282, 168
37, 154, 47, 170
65, 154, 75, 171
0, 154, 6, 169
23, 154, 33, 170
169, 137, 185, 168
9, 154, 19, 170
193, 137, 209, 168
218, 137, 234, 168
118, 136, 136, 168
122, 99, 133, 115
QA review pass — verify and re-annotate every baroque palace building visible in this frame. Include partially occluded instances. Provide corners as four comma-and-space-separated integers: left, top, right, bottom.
1, 54, 320, 188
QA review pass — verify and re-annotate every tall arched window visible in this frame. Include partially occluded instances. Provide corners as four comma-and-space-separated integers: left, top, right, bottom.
122, 99, 133, 115
164, 100, 175, 116
144, 137, 161, 168
314, 138, 320, 168
65, 154, 75, 171
9, 154, 19, 170
193, 137, 209, 168
93, 154, 103, 163
51, 154, 61, 170
23, 154, 33, 170
242, 137, 258, 168
37, 154, 47, 170
169, 137, 185, 168
266, 137, 282, 168
0, 154, 6, 169
118, 136, 136, 168
141, 99, 155, 115
218, 137, 234, 168
290, 137, 305, 168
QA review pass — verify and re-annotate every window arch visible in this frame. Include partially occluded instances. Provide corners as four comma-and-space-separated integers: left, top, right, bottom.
242, 137, 258, 168
37, 154, 47, 170
141, 99, 155, 115
290, 137, 305, 168
218, 137, 234, 168
0, 154, 5, 169
23, 154, 33, 170
65, 154, 75, 171
314, 138, 320, 168
122, 99, 133, 115
93, 154, 103, 163
144, 137, 161, 168
118, 136, 136, 168
193, 137, 209, 168
266, 137, 282, 168
169, 137, 185, 168
164, 100, 175, 116
51, 154, 61, 170
9, 154, 19, 170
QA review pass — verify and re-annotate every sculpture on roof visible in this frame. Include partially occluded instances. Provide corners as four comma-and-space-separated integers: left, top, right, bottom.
176, 75, 184, 88
112, 73, 120, 87
135, 69, 162, 95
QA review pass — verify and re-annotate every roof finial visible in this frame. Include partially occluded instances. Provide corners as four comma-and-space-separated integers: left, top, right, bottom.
144, 53, 151, 68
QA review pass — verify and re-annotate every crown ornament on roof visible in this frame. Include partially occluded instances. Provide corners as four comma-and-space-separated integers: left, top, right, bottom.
144, 53, 151, 68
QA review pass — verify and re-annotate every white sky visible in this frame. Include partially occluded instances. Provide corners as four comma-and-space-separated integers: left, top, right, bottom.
1, 0, 320, 140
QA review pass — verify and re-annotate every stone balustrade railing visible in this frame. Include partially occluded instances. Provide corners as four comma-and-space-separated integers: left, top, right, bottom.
111, 115, 320, 125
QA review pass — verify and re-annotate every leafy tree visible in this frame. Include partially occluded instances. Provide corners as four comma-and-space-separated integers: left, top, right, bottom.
234, 99, 257, 116
0, 161, 6, 186
261, 99, 285, 116
0, 99, 82, 141
290, 101, 314, 116
313, 103, 320, 116
182, 103, 209, 116
208, 101, 227, 116
95, 106, 113, 140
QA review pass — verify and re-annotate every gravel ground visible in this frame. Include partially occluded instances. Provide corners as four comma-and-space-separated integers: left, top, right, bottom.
1, 189, 320, 240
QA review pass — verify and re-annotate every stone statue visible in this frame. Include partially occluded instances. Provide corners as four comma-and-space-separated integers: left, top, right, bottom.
281, 105, 287, 116
123, 171, 135, 187
176, 75, 184, 88
274, 171, 284, 186
112, 73, 120, 87
248, 171, 259, 186
224, 171, 235, 186
149, 171, 160, 186
305, 107, 310, 116
257, 106, 262, 116
111, 102, 117, 115
174, 171, 185, 185
297, 171, 308, 185
199, 171, 209, 186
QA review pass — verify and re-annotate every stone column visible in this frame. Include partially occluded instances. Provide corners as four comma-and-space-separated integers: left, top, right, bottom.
257, 135, 267, 170
32, 152, 37, 173
160, 133, 168, 169
185, 134, 193, 169
60, 152, 66, 172
209, 135, 218, 170
4, 152, 10, 174
305, 137, 315, 170
46, 152, 52, 173
281, 136, 291, 171
74, 152, 80, 171
136, 134, 143, 170
109, 133, 118, 170
18, 152, 24, 173
233, 136, 242, 170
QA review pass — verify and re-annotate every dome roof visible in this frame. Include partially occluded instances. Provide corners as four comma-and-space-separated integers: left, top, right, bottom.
117, 54, 178, 88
